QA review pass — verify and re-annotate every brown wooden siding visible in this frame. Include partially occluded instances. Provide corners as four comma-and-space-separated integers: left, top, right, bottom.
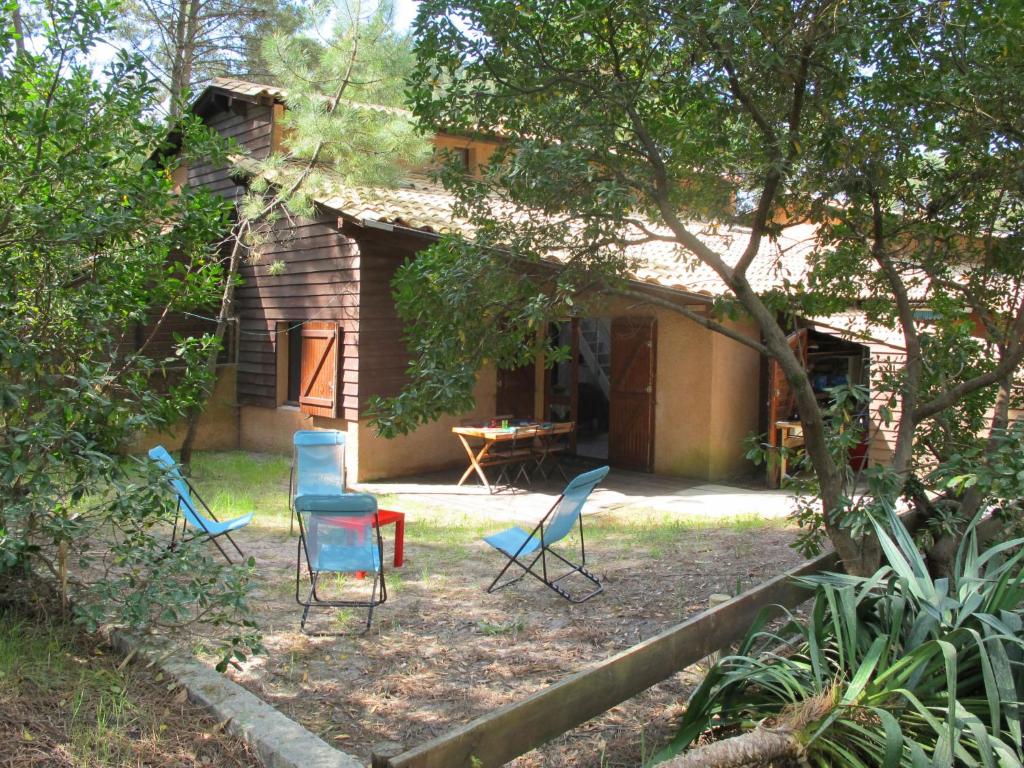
355, 235, 426, 410
186, 102, 273, 200
235, 216, 361, 420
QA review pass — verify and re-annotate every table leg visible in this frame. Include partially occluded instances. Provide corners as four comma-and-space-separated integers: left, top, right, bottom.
392, 513, 404, 567
456, 435, 493, 491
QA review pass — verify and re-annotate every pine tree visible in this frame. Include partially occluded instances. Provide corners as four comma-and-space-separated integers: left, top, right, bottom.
114, 0, 305, 115
178, 0, 431, 464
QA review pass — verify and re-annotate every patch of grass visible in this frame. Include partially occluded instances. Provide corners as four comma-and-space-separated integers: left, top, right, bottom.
590, 508, 788, 548
189, 451, 292, 529
476, 617, 526, 637
0, 606, 254, 767
186, 451, 792, 588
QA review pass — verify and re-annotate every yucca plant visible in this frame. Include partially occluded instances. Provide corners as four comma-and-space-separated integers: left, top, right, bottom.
657, 506, 1024, 768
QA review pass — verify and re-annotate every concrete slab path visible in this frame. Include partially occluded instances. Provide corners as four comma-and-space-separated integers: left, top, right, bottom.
355, 462, 797, 526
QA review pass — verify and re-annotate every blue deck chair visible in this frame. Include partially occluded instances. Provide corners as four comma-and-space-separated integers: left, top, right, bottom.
295, 491, 387, 631
148, 445, 253, 564
484, 465, 609, 603
289, 430, 346, 535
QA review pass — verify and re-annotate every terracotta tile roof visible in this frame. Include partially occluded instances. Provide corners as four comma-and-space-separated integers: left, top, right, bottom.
319, 177, 458, 234
207, 77, 411, 117
808, 312, 907, 350
210, 80, 819, 297
314, 175, 820, 296
625, 222, 819, 296
209, 77, 285, 102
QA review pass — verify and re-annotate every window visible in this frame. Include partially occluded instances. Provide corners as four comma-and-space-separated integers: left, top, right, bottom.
453, 146, 471, 172
279, 320, 341, 418
432, 145, 472, 174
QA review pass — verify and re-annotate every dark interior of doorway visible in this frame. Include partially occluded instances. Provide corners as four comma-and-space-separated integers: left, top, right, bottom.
547, 320, 611, 460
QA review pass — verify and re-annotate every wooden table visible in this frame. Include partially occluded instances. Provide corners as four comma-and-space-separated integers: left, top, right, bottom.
452, 423, 574, 492
774, 419, 804, 481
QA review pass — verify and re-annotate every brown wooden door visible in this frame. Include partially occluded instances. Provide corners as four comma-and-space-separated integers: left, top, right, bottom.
608, 317, 657, 472
766, 328, 809, 487
497, 364, 537, 419
298, 321, 340, 419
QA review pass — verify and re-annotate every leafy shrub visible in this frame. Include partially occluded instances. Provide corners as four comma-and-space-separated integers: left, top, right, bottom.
661, 507, 1024, 767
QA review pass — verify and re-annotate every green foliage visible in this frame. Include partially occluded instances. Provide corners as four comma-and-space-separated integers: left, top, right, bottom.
0, 1, 259, 667
367, 236, 584, 436
931, 422, 1024, 520
663, 508, 1024, 766
256, 0, 431, 201
398, 0, 1024, 577
114, 0, 306, 110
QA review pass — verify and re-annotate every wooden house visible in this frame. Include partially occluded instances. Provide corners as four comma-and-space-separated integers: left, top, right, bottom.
165, 77, 901, 484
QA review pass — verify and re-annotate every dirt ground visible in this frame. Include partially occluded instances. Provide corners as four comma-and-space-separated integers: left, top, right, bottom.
0, 603, 258, 768
222, 500, 803, 767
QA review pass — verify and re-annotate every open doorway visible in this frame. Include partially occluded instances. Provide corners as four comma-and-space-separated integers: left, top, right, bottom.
576, 318, 611, 459
766, 326, 870, 487
543, 318, 622, 462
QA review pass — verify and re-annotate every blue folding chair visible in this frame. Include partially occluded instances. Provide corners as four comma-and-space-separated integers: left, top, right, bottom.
289, 430, 346, 535
148, 445, 253, 564
294, 491, 387, 631
484, 465, 609, 602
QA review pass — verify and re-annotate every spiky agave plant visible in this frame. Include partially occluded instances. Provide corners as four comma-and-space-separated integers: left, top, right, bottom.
657, 506, 1024, 768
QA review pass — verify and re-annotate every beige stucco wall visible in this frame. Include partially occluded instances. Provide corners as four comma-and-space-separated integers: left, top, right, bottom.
238, 405, 358, 479
131, 364, 239, 453
353, 365, 498, 482
651, 307, 716, 477
707, 322, 763, 478
559, 297, 762, 481
432, 134, 502, 175
235, 366, 497, 483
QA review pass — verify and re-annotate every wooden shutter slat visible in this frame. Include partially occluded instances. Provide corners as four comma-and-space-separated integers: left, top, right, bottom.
298, 321, 340, 418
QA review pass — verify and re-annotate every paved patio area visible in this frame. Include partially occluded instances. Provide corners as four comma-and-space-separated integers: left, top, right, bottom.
355, 459, 797, 525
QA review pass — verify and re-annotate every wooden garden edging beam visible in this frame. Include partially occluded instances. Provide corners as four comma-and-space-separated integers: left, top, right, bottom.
373, 549, 841, 768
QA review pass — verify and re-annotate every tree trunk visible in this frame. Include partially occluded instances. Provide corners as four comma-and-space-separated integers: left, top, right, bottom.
927, 369, 1015, 577
662, 726, 804, 768
11, 3, 25, 54
726, 274, 879, 574
178, 230, 245, 467
168, 0, 192, 117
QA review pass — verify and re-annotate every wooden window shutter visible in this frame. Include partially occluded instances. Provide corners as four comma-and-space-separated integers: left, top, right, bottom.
298, 321, 340, 418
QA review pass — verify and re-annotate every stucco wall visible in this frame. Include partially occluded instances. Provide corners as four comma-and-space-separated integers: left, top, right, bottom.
650, 307, 716, 477
707, 321, 763, 479
353, 366, 498, 482
238, 405, 358, 479
132, 365, 239, 453
548, 298, 762, 481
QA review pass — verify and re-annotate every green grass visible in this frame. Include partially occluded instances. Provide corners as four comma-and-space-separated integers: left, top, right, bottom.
185, 450, 789, 563
188, 451, 292, 530
0, 607, 251, 766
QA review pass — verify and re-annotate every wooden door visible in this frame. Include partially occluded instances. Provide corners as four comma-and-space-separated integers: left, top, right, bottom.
608, 317, 657, 472
298, 321, 340, 419
497, 364, 537, 420
766, 328, 808, 487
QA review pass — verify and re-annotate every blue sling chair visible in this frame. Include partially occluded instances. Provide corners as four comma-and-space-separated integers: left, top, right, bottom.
148, 445, 253, 564
289, 430, 346, 536
484, 465, 609, 603
294, 491, 387, 631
